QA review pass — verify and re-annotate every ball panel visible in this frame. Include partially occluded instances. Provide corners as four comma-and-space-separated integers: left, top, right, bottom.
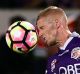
6, 33, 11, 48
20, 21, 35, 30
25, 31, 38, 47
8, 21, 18, 31
13, 43, 28, 53
10, 26, 25, 41
29, 44, 37, 52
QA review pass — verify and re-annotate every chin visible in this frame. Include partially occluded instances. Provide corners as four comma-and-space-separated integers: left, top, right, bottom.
45, 42, 52, 47
44, 41, 55, 47
48, 41, 57, 47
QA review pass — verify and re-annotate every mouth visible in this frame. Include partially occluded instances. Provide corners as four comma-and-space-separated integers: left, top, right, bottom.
39, 36, 46, 43
43, 37, 46, 42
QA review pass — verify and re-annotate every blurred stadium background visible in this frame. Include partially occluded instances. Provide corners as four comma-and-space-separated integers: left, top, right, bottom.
0, 0, 80, 74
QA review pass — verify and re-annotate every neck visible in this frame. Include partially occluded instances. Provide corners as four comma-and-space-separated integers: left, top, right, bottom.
57, 30, 71, 47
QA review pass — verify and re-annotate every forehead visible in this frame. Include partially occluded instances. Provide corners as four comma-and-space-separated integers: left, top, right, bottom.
37, 17, 46, 24
36, 18, 46, 28
37, 17, 53, 28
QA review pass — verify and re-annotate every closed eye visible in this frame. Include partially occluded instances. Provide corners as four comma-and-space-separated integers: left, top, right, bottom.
39, 26, 44, 30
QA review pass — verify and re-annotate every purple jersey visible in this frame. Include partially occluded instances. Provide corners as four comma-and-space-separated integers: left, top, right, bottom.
46, 32, 80, 74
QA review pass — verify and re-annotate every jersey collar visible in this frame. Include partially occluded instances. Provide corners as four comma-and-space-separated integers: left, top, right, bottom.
60, 32, 79, 50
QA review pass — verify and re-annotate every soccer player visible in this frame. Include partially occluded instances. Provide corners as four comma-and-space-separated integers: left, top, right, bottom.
36, 6, 80, 74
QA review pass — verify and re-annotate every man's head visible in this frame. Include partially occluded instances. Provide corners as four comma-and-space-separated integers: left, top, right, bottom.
36, 6, 69, 47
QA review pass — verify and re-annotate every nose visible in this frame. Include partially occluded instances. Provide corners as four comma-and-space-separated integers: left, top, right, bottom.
36, 27, 44, 39
38, 30, 43, 37
36, 27, 42, 37
37, 29, 43, 38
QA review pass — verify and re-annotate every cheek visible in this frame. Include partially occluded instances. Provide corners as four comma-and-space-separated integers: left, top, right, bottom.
50, 30, 57, 40
53, 30, 57, 36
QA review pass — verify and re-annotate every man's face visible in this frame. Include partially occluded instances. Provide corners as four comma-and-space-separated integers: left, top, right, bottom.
36, 17, 57, 47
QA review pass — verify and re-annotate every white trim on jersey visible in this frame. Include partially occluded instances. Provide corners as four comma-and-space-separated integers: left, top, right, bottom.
60, 32, 79, 50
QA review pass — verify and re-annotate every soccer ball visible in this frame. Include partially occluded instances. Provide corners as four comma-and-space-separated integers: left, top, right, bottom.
5, 21, 38, 54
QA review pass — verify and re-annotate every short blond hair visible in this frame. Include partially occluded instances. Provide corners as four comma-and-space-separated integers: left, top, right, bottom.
37, 6, 68, 24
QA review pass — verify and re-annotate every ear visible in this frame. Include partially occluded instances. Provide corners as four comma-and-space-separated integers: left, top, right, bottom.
55, 19, 61, 29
